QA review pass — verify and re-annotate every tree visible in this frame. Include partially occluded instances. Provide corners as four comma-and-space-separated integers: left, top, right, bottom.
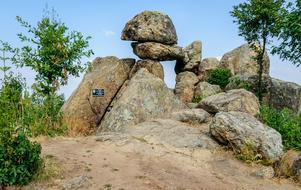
231, 0, 285, 102
8, 9, 93, 95
272, 0, 301, 66
0, 42, 12, 80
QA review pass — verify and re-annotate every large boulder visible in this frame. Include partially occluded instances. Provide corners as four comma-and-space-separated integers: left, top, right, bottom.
210, 111, 283, 162
175, 41, 202, 74
198, 57, 220, 81
131, 42, 183, 61
275, 150, 301, 182
98, 68, 185, 132
174, 71, 199, 103
198, 89, 260, 116
129, 59, 164, 80
220, 44, 270, 76
62, 56, 135, 132
194, 82, 222, 99
97, 119, 218, 150
124, 119, 218, 150
226, 74, 272, 103
121, 11, 178, 45
269, 78, 301, 114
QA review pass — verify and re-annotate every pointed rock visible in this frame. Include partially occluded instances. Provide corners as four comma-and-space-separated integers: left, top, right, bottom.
98, 68, 185, 132
62, 56, 135, 133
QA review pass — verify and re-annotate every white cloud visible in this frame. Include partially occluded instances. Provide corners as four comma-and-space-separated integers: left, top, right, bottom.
103, 30, 115, 37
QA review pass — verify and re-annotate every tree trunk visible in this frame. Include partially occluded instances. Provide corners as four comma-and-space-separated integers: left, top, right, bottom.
257, 38, 267, 103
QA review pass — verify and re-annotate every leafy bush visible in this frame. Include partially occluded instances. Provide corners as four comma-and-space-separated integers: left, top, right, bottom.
192, 95, 203, 103
258, 105, 301, 150
0, 128, 42, 186
0, 73, 67, 137
207, 68, 232, 89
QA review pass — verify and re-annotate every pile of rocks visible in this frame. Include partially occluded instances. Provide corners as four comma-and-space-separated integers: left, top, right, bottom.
121, 11, 202, 78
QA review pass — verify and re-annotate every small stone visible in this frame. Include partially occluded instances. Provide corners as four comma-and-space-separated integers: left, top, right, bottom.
62, 176, 91, 190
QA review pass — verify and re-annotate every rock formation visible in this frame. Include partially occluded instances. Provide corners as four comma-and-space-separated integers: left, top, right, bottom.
194, 82, 222, 99
121, 11, 178, 45
269, 78, 301, 114
98, 69, 185, 132
198, 57, 220, 81
174, 71, 199, 103
62, 56, 135, 132
198, 89, 260, 116
210, 111, 283, 162
220, 43, 270, 76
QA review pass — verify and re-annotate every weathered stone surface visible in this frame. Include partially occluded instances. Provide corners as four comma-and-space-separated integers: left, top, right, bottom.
175, 71, 199, 103
198, 57, 220, 81
62, 56, 135, 131
194, 82, 222, 99
124, 119, 218, 150
129, 59, 164, 80
198, 89, 260, 116
121, 11, 178, 45
269, 78, 301, 114
226, 74, 272, 103
168, 109, 211, 124
210, 111, 283, 162
187, 103, 198, 109
98, 68, 185, 132
175, 41, 202, 74
275, 150, 301, 182
220, 44, 270, 76
131, 42, 183, 61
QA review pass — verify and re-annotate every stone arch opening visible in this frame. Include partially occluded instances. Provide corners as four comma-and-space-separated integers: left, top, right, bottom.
162, 61, 177, 89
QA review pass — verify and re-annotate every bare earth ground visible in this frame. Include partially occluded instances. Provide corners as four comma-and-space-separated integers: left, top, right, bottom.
22, 135, 300, 190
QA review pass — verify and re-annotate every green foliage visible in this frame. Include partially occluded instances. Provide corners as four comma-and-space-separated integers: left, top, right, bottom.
272, 0, 301, 66
207, 68, 232, 89
230, 76, 254, 91
6, 9, 93, 95
0, 73, 67, 137
258, 105, 301, 150
236, 139, 265, 164
0, 129, 42, 186
231, 0, 286, 102
192, 95, 203, 103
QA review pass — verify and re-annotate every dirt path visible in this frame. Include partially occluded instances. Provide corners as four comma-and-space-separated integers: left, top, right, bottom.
22, 136, 300, 190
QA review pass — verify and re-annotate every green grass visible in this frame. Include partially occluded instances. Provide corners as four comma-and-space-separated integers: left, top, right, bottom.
258, 105, 301, 151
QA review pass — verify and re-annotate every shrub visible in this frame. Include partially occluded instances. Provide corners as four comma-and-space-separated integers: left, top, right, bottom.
258, 105, 301, 150
192, 95, 203, 103
207, 68, 232, 89
229, 76, 253, 91
0, 73, 67, 137
0, 128, 42, 186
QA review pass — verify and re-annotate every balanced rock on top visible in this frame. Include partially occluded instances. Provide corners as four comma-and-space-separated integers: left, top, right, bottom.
121, 11, 178, 45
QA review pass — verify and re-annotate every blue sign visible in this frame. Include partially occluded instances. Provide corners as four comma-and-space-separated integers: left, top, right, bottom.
92, 89, 104, 97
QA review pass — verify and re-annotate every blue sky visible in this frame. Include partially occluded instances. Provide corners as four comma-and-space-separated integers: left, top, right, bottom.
0, 0, 300, 98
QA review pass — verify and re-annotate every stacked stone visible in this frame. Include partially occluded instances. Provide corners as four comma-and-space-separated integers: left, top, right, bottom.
120, 11, 178, 80
121, 11, 203, 103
